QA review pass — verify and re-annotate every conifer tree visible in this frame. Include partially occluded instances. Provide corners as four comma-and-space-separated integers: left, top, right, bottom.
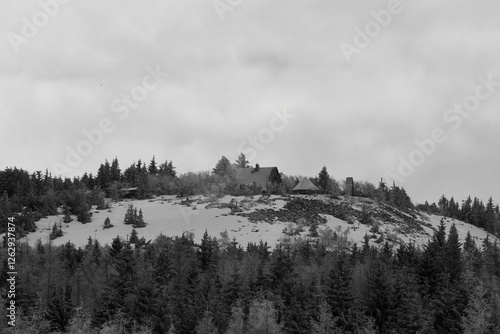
317, 166, 332, 194
199, 230, 218, 271
365, 261, 394, 333
311, 300, 339, 334
464, 231, 475, 254
137, 166, 151, 199
135, 209, 146, 228
62, 205, 72, 223
225, 303, 246, 334
247, 299, 282, 334
446, 223, 462, 282
50, 223, 63, 240
109, 236, 123, 258
110, 157, 121, 182
361, 233, 371, 259
463, 284, 493, 334
327, 255, 353, 330
103, 217, 113, 229
389, 270, 422, 333
46, 287, 72, 332
485, 197, 497, 234
195, 312, 218, 334
124, 203, 134, 225
130, 228, 139, 244
461, 196, 473, 223
235, 153, 249, 168
213, 156, 234, 179
148, 155, 158, 175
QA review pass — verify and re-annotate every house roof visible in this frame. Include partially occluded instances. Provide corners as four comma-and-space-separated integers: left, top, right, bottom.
292, 177, 319, 191
121, 187, 138, 192
235, 167, 279, 189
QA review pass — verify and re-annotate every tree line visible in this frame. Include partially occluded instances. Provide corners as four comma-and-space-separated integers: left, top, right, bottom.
0, 153, 498, 240
2, 223, 500, 333
417, 195, 500, 236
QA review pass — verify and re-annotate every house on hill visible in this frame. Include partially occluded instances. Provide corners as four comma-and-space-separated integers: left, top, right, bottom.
292, 177, 319, 194
120, 187, 138, 199
235, 164, 282, 192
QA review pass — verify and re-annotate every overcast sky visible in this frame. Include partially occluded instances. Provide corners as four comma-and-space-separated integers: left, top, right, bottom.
1, 0, 499, 204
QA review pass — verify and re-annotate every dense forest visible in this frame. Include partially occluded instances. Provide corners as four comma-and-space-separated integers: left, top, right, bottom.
1, 154, 498, 239
1, 154, 500, 333
1, 221, 500, 333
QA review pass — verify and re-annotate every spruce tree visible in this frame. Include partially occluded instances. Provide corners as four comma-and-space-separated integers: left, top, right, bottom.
446, 223, 462, 282
485, 197, 497, 234
110, 157, 121, 182
317, 166, 331, 194
137, 166, 151, 199
461, 196, 473, 223
464, 231, 475, 254
103, 217, 112, 229
148, 155, 158, 175
130, 228, 139, 244
213, 156, 234, 179
124, 203, 134, 225
63, 205, 72, 223
462, 284, 493, 334
226, 303, 246, 334
311, 300, 339, 334
247, 299, 282, 334
389, 270, 422, 333
327, 255, 353, 330
195, 312, 218, 334
235, 153, 249, 168
134, 209, 146, 228
365, 261, 394, 333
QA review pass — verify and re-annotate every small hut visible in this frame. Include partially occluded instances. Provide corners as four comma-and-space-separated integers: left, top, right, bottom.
292, 177, 319, 194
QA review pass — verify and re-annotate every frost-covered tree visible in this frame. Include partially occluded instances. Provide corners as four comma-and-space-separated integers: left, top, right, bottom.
247, 299, 282, 334
311, 301, 339, 334
226, 303, 245, 334
195, 312, 218, 334
463, 285, 493, 334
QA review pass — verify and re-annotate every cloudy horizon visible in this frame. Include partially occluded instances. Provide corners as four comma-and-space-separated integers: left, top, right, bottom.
1, 0, 499, 205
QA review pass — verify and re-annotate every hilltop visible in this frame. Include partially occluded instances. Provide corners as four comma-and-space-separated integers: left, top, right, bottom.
17, 194, 495, 249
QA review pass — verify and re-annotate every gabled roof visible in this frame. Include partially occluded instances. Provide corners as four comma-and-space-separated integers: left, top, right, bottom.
235, 167, 279, 189
292, 177, 319, 191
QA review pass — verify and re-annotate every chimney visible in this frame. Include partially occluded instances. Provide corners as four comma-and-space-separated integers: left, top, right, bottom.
345, 177, 354, 196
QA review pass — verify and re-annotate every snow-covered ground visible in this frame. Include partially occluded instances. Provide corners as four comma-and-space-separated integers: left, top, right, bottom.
14, 195, 497, 249
19, 196, 286, 247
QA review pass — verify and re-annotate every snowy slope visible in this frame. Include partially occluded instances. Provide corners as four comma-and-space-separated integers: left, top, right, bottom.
14, 195, 497, 249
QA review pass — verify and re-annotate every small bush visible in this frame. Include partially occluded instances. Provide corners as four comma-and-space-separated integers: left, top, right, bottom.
369, 222, 380, 234
49, 223, 63, 240
103, 217, 114, 229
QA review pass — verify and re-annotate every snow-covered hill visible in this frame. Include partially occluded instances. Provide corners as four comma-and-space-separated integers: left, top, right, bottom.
15, 194, 497, 249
